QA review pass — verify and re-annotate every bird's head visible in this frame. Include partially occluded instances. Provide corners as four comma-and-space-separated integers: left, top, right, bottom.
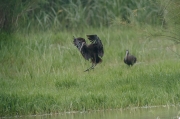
77, 38, 86, 47
73, 37, 86, 51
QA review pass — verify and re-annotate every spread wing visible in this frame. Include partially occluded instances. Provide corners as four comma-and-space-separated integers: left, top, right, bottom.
86, 35, 104, 57
73, 37, 91, 60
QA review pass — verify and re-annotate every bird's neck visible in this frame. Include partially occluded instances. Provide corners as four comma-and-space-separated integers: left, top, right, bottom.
80, 42, 85, 51
125, 52, 129, 60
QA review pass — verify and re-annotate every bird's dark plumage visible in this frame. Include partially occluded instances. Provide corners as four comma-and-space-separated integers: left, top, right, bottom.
124, 50, 137, 66
73, 35, 104, 72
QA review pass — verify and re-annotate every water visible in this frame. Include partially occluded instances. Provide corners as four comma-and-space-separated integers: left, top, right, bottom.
6, 106, 180, 119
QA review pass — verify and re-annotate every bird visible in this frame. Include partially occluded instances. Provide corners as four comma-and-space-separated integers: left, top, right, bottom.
124, 50, 137, 66
73, 35, 104, 72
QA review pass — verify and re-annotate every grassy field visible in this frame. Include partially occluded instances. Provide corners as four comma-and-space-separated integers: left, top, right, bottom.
0, 25, 180, 116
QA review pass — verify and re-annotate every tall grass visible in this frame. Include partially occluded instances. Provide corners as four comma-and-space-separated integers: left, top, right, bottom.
0, 0, 180, 117
0, 25, 180, 116
0, 0, 167, 31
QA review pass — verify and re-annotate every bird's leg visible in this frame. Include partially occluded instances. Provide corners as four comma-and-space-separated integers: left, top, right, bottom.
91, 54, 97, 70
91, 63, 96, 70
84, 63, 96, 72
84, 65, 93, 72
84, 55, 97, 72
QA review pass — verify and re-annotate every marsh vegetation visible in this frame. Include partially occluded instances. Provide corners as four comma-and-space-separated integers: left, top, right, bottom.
0, 0, 180, 117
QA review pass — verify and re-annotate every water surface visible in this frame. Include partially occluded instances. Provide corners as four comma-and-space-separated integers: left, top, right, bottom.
8, 106, 180, 119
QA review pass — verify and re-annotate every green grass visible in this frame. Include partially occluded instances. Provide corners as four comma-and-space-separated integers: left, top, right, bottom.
0, 26, 180, 117
1, 0, 167, 31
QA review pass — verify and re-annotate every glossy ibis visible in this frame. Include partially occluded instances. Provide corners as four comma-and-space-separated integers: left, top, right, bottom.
124, 50, 137, 66
73, 35, 104, 72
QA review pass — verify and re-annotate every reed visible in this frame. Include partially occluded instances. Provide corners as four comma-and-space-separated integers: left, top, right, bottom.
0, 25, 180, 116
0, 0, 167, 31
0, 0, 180, 117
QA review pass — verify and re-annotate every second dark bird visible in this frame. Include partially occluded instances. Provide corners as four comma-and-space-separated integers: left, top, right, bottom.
124, 50, 137, 66
73, 35, 104, 72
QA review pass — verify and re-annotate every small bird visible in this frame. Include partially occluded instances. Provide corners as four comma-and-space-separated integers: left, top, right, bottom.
124, 50, 137, 66
73, 35, 104, 72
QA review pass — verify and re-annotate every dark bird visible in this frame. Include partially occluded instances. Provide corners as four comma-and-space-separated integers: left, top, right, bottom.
73, 35, 104, 72
124, 50, 137, 66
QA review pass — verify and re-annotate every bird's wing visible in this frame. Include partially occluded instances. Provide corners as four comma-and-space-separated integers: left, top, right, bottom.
73, 37, 91, 60
131, 55, 137, 63
128, 55, 137, 64
86, 35, 104, 57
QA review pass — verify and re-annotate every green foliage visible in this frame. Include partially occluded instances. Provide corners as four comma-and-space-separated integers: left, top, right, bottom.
55, 78, 78, 89
0, 26, 180, 116
0, 0, 169, 32
164, 0, 180, 42
0, 0, 180, 117
0, 93, 61, 116
149, 0, 180, 46
0, 0, 39, 31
